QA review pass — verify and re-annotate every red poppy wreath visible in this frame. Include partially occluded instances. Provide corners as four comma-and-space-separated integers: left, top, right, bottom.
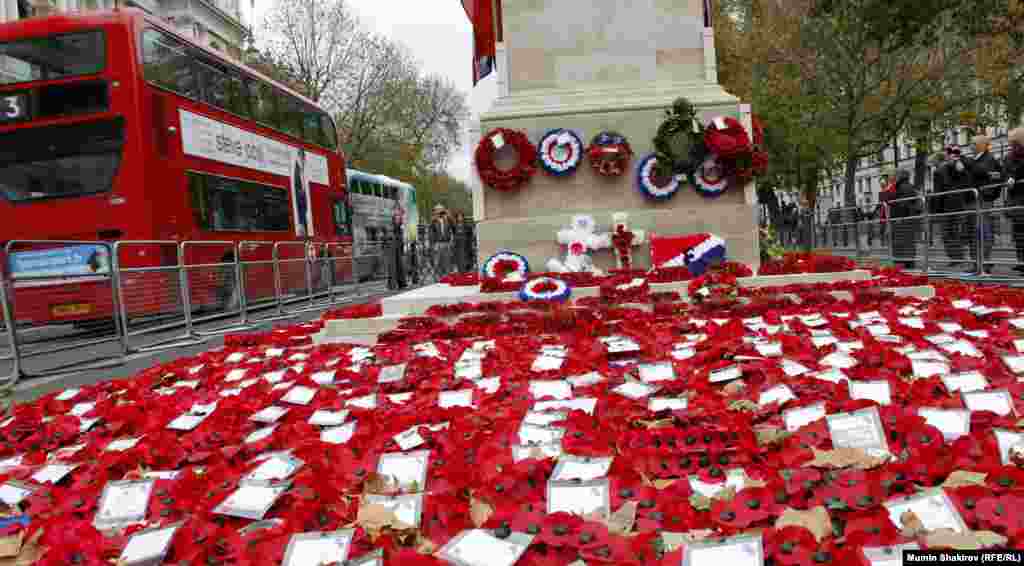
474, 127, 538, 192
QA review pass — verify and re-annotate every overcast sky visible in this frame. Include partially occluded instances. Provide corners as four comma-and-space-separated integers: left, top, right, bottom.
244, 0, 497, 184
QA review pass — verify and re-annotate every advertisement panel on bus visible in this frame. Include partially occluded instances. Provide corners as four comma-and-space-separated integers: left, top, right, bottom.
7, 244, 111, 278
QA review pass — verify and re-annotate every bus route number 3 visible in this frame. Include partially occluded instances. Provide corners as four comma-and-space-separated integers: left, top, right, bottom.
1, 94, 25, 120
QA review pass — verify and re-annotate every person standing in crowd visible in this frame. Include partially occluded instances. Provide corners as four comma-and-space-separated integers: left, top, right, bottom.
1004, 128, 1024, 272
881, 168, 920, 269
387, 205, 407, 290
934, 147, 973, 269
429, 204, 454, 277
452, 211, 475, 273
962, 135, 1003, 273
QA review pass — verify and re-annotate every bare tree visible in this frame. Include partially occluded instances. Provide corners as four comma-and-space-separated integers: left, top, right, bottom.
262, 0, 365, 103
331, 35, 420, 166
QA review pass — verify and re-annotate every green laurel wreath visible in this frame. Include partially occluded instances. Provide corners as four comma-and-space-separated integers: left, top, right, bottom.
652, 97, 706, 179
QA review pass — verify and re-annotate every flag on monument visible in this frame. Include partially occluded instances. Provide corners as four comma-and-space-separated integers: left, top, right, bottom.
461, 0, 497, 85
649, 233, 727, 276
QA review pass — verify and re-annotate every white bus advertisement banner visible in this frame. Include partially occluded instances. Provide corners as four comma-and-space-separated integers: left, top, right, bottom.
179, 109, 329, 186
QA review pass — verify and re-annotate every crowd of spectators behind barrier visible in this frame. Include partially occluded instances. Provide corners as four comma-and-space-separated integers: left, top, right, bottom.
384, 203, 477, 290
811, 128, 1024, 273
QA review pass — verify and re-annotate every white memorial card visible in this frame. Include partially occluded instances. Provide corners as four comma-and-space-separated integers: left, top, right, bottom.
682, 534, 763, 566
612, 381, 657, 399
885, 490, 967, 533
1004, 355, 1024, 375
821, 352, 858, 369
994, 429, 1024, 465
320, 421, 357, 445
308, 410, 348, 427
364, 493, 423, 527
245, 453, 303, 483
638, 362, 676, 383
827, 407, 890, 458
912, 359, 951, 379
848, 380, 892, 406
546, 479, 610, 518
438, 389, 475, 409
55, 388, 80, 401
246, 425, 277, 444
0, 482, 31, 506
281, 530, 354, 566
31, 463, 76, 485
281, 386, 317, 406
942, 371, 989, 393
533, 397, 597, 415
550, 455, 613, 482
378, 364, 407, 384
568, 372, 604, 387
649, 397, 688, 412
118, 523, 181, 565
94, 479, 154, 529
105, 437, 142, 452
758, 384, 796, 407
311, 370, 336, 385
918, 408, 971, 442
709, 365, 743, 383
963, 389, 1015, 416
783, 403, 827, 432
529, 380, 573, 400
377, 450, 430, 491
251, 406, 289, 424
437, 529, 533, 566
213, 481, 290, 520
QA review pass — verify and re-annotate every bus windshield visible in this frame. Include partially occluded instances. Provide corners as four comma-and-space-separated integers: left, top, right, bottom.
0, 30, 105, 86
0, 118, 123, 202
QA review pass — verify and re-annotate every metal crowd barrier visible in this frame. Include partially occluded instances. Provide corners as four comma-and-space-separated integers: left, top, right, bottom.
0, 238, 404, 390
814, 182, 1019, 275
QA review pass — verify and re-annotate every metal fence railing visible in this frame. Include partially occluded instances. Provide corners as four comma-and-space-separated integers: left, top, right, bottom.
812, 182, 1024, 276
0, 233, 477, 391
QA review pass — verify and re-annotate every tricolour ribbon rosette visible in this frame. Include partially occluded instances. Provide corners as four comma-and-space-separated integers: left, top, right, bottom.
636, 153, 682, 201
519, 277, 572, 303
481, 251, 530, 281
537, 128, 584, 176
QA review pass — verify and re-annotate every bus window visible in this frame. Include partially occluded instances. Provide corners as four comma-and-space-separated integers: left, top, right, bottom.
278, 95, 302, 139
196, 59, 228, 110
188, 171, 290, 232
333, 199, 351, 236
224, 74, 250, 118
0, 30, 105, 85
141, 30, 198, 99
250, 81, 277, 128
302, 105, 323, 147
320, 113, 337, 150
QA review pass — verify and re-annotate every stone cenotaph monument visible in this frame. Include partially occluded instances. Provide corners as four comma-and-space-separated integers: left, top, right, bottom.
470, 0, 759, 272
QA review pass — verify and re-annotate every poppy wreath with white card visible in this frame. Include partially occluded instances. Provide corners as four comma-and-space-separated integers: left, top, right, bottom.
687, 269, 738, 306
537, 128, 584, 176
586, 131, 633, 177
474, 127, 537, 192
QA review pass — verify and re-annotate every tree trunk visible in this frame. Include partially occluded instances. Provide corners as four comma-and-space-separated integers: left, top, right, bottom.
1008, 71, 1023, 128
843, 153, 857, 207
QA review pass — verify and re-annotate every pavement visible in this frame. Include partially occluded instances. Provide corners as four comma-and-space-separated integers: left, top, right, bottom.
0, 281, 406, 406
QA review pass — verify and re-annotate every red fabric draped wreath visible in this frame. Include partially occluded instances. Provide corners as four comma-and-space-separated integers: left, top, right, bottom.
474, 127, 538, 192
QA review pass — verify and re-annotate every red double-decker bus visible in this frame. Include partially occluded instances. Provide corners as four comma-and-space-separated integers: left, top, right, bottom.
0, 8, 353, 327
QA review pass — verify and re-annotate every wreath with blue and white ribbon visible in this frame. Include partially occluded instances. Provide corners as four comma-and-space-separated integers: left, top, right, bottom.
520, 277, 572, 302
690, 153, 730, 198
481, 250, 530, 280
537, 129, 584, 176
636, 153, 682, 201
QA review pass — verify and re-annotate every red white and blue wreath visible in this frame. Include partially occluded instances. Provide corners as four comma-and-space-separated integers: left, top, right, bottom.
481, 250, 530, 281
520, 276, 572, 302
690, 153, 730, 197
537, 128, 584, 176
636, 153, 683, 201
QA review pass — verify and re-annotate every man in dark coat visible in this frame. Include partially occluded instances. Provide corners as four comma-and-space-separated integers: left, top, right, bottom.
1004, 128, 1024, 272
962, 135, 1004, 272
935, 147, 973, 268
429, 204, 454, 276
881, 169, 920, 268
